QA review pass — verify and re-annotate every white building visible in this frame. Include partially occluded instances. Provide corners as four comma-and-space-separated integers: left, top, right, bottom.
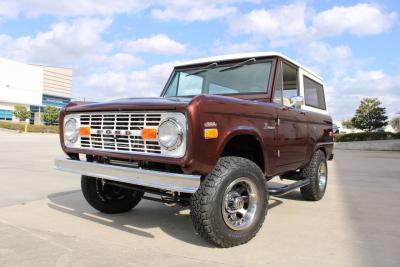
0, 58, 72, 124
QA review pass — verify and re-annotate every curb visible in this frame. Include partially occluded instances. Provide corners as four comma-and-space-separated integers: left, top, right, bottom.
0, 128, 58, 135
0, 128, 21, 133
335, 140, 400, 151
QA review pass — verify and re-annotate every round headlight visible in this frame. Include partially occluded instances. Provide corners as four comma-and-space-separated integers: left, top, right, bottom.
64, 118, 79, 143
158, 119, 183, 150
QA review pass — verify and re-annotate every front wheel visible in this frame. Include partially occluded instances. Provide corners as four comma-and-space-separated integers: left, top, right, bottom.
190, 157, 268, 247
81, 175, 144, 214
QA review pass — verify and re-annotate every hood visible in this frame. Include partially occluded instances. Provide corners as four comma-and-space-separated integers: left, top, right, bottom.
65, 97, 191, 112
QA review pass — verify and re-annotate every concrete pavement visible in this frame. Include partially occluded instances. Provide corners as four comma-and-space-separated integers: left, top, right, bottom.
0, 130, 399, 266
0, 130, 77, 207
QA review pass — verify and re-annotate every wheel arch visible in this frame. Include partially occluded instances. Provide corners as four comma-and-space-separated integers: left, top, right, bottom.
219, 130, 266, 173
316, 146, 326, 157
313, 143, 333, 160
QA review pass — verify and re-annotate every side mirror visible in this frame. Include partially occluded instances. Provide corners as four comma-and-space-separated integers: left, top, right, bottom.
289, 96, 304, 109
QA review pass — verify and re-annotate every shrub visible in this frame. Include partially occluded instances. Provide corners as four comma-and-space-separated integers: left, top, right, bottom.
13, 104, 31, 122
334, 132, 400, 142
43, 106, 60, 125
0, 121, 59, 133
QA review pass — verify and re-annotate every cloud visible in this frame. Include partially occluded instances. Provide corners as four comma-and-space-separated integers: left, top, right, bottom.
225, 2, 398, 122
212, 39, 260, 54
0, 0, 397, 123
1, 0, 260, 21
296, 41, 355, 79
311, 3, 397, 37
2, 0, 148, 18
301, 42, 352, 64
0, 17, 187, 104
230, 3, 397, 46
293, 41, 399, 121
229, 3, 308, 45
108, 53, 144, 70
0, 18, 113, 66
83, 61, 178, 100
0, 18, 181, 72
0, 1, 19, 19
152, 5, 236, 22
327, 70, 400, 121
151, 0, 260, 22
122, 34, 186, 55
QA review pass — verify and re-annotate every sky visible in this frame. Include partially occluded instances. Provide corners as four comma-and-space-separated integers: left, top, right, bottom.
0, 0, 399, 121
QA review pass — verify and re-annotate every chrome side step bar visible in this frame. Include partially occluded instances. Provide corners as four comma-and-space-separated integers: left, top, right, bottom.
54, 157, 201, 193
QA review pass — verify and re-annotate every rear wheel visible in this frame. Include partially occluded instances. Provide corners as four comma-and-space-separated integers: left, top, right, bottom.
190, 157, 268, 247
81, 175, 143, 214
300, 150, 328, 201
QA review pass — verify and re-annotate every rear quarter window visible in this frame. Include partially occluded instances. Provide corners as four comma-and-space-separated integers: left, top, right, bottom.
303, 76, 326, 110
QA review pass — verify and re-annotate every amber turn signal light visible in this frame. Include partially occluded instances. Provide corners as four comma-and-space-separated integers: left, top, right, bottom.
204, 128, 218, 139
79, 127, 90, 136
141, 128, 157, 139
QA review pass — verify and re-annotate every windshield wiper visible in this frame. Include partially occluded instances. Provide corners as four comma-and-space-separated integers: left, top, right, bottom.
219, 58, 256, 72
185, 62, 218, 76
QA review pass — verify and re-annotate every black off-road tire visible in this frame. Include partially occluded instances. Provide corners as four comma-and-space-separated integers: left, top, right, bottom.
300, 150, 328, 201
190, 156, 268, 248
81, 175, 144, 214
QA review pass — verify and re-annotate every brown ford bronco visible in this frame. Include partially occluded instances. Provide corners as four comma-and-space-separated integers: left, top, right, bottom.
56, 52, 334, 247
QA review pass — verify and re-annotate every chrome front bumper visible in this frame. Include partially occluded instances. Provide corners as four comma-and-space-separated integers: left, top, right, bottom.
54, 157, 201, 193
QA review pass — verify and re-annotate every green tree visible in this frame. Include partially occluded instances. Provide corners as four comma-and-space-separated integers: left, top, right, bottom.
42, 106, 60, 125
13, 104, 31, 122
351, 98, 388, 132
341, 119, 354, 129
391, 116, 400, 132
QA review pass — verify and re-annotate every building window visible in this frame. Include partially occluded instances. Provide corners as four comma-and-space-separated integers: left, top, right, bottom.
303, 76, 326, 110
0, 109, 13, 121
42, 94, 70, 108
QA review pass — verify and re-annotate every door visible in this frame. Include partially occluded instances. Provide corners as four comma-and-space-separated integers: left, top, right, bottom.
272, 61, 308, 170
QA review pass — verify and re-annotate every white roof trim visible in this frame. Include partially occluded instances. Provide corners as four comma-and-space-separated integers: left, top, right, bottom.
174, 51, 323, 81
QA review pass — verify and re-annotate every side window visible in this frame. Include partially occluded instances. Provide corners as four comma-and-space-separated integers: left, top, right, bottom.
164, 73, 178, 97
273, 61, 299, 106
282, 62, 298, 106
164, 72, 203, 97
303, 76, 326, 110
177, 73, 203, 96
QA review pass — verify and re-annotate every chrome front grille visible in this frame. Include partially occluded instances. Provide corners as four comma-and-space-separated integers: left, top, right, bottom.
79, 112, 162, 154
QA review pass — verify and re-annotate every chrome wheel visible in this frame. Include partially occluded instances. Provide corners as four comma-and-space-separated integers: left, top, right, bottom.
222, 177, 259, 231
318, 162, 327, 191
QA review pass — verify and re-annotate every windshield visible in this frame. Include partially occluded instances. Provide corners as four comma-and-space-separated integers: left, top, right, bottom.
163, 61, 272, 97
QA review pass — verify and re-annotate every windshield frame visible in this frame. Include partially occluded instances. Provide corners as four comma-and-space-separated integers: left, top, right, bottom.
160, 57, 277, 99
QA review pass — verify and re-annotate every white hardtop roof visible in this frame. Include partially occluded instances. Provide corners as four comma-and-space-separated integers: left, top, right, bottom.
174, 51, 323, 81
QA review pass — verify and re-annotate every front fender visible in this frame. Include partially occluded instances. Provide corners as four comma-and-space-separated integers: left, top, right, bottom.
182, 94, 276, 176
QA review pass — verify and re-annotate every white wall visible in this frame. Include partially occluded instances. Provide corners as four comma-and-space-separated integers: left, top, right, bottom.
0, 58, 43, 106
0, 102, 17, 111
42, 65, 72, 98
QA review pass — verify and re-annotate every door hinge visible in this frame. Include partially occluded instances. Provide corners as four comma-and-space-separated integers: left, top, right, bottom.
276, 118, 280, 126
276, 149, 280, 158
